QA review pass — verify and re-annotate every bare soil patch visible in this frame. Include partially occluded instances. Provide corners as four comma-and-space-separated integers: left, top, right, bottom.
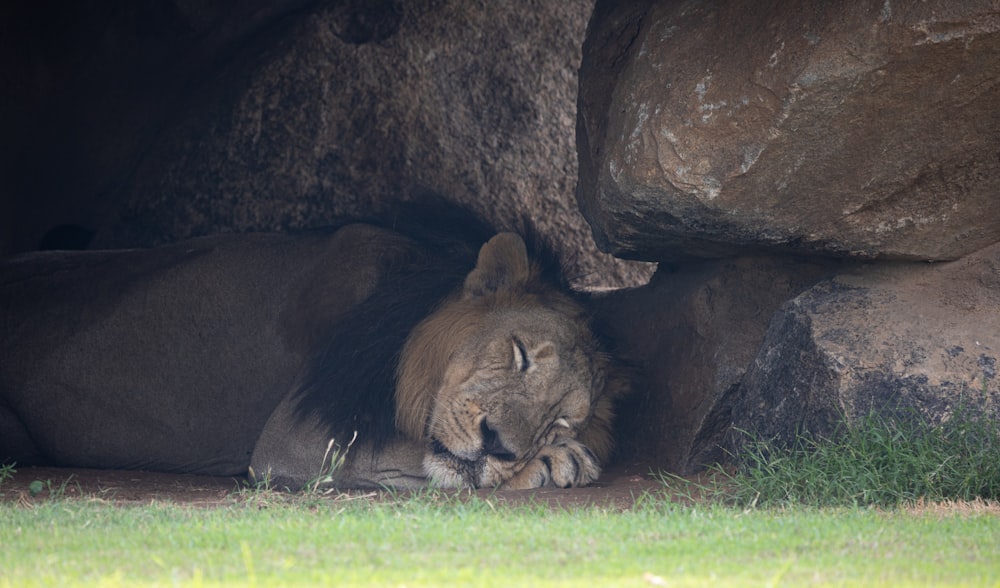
4, 463, 996, 516
0, 461, 681, 509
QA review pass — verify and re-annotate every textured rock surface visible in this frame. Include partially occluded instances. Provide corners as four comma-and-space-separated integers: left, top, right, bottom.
578, 0, 1000, 263
729, 242, 1000, 452
593, 256, 836, 472
85, 0, 650, 288
2, 0, 320, 256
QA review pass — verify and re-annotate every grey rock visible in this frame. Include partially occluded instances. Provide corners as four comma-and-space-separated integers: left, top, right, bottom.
2, 0, 321, 256
594, 255, 835, 472
578, 0, 1000, 263
730, 242, 1000, 453
95, 0, 652, 289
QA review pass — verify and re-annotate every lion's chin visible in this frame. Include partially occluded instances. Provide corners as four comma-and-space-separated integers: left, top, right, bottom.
424, 441, 479, 488
426, 437, 523, 489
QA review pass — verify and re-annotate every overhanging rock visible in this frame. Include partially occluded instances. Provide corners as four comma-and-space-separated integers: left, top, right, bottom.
578, 0, 1000, 263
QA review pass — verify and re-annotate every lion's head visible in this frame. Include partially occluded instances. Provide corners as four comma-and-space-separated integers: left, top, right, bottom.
394, 233, 624, 489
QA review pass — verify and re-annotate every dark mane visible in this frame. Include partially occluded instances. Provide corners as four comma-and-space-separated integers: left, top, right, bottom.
290, 202, 567, 452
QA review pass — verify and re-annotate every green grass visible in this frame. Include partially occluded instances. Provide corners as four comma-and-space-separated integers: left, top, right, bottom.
4, 395, 999, 586
0, 464, 15, 488
720, 401, 1000, 508
1, 493, 999, 587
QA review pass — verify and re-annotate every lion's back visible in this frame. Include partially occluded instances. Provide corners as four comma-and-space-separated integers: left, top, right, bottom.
0, 226, 430, 473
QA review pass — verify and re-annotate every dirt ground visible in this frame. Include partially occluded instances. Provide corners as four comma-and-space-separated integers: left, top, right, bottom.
0, 461, 688, 509
6, 463, 998, 515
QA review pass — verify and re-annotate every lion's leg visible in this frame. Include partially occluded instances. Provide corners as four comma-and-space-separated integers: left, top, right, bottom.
251, 392, 431, 490
250, 395, 335, 491
335, 438, 429, 489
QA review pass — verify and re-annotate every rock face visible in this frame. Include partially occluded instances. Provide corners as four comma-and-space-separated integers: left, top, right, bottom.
594, 256, 836, 472
730, 243, 1000, 452
599, 239, 1000, 473
2, 0, 320, 256
4, 0, 652, 288
581, 0, 1000, 474
578, 0, 1000, 263
88, 0, 649, 288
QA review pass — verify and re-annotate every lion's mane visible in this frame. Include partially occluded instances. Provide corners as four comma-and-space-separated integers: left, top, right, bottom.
289, 205, 574, 456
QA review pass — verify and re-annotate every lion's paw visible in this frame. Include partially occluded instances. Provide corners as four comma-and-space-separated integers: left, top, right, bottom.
499, 440, 600, 490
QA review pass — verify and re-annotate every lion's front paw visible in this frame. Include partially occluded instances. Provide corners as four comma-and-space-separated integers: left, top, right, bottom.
499, 440, 601, 490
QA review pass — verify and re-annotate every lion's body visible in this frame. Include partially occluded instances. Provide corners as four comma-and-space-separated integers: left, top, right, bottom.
0, 218, 625, 490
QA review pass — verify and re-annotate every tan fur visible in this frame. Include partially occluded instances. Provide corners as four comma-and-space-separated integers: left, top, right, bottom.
394, 233, 627, 489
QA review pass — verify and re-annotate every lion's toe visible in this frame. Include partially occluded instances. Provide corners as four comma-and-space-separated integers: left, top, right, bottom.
499, 440, 600, 490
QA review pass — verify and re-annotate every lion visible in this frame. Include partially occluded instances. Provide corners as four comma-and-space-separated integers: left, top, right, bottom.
0, 211, 627, 490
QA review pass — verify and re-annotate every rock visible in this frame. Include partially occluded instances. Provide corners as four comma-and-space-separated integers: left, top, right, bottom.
729, 242, 1000, 453
578, 0, 1000, 263
2, 0, 320, 256
87, 0, 651, 289
593, 255, 835, 472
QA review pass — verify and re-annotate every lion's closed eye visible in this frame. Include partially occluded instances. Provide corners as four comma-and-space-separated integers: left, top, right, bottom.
512, 338, 530, 372
511, 337, 557, 374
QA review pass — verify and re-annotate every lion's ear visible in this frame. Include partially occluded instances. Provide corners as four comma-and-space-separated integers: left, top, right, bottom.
463, 233, 530, 297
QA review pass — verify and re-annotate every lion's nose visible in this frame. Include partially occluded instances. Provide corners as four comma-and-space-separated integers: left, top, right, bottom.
480, 419, 516, 461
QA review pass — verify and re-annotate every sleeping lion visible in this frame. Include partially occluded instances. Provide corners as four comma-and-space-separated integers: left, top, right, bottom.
0, 211, 628, 490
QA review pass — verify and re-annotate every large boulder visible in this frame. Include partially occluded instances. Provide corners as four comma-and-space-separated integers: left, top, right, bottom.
85, 0, 649, 288
730, 242, 1000, 451
578, 0, 1000, 263
594, 255, 834, 472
